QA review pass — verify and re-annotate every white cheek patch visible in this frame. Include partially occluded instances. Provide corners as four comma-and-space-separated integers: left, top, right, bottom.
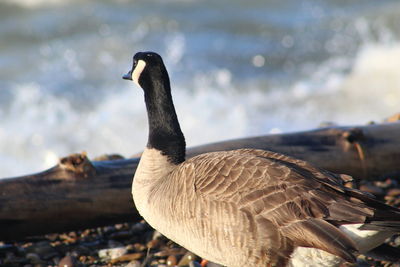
132, 60, 146, 87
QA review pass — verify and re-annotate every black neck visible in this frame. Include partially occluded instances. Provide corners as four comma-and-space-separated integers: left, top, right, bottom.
143, 77, 186, 164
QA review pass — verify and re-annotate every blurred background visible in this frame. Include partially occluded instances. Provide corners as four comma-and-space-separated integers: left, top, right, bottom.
0, 0, 399, 177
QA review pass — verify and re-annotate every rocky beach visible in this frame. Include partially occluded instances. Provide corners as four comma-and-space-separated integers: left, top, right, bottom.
1, 176, 400, 267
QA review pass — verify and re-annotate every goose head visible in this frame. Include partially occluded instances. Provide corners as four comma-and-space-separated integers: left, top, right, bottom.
122, 51, 185, 164
122, 51, 170, 91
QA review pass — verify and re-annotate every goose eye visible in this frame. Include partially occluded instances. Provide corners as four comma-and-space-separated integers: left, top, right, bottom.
133, 60, 138, 69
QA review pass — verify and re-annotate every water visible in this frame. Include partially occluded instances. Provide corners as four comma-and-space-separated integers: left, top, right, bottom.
0, 0, 399, 177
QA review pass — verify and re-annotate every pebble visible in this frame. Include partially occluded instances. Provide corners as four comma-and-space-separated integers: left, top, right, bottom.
59, 233, 77, 244
178, 252, 198, 266
98, 246, 127, 260
79, 255, 97, 265
28, 241, 59, 260
124, 260, 141, 267
152, 231, 164, 240
58, 255, 77, 267
26, 253, 44, 264
154, 247, 186, 257
132, 243, 147, 252
166, 255, 177, 266
206, 261, 224, 267
375, 180, 392, 189
131, 221, 152, 234
387, 188, 400, 197
81, 229, 92, 237
147, 239, 161, 250
393, 236, 400, 247
110, 252, 144, 264
189, 261, 202, 267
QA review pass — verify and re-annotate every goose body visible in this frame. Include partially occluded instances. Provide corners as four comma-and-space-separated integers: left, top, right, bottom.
123, 52, 400, 267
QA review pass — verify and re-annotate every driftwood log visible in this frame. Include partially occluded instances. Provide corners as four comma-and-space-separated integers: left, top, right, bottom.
1, 122, 400, 241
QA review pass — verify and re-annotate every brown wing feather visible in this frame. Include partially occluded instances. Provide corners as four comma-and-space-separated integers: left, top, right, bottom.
185, 148, 399, 262
281, 218, 357, 262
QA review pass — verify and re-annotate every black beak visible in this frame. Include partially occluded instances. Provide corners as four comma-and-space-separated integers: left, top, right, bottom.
123, 71, 132, 80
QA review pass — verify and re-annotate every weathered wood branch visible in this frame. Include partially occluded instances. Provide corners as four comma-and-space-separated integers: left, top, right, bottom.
1, 122, 400, 241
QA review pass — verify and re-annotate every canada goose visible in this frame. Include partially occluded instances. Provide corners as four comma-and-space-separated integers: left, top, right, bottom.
123, 51, 400, 267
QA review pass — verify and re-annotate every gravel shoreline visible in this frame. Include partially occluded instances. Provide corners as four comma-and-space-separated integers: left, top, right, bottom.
1, 179, 399, 267
0, 220, 207, 267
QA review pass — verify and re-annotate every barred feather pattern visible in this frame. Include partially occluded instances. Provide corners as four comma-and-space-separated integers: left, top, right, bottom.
132, 148, 400, 267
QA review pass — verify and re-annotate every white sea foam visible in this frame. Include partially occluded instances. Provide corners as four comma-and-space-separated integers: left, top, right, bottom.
1, 42, 399, 178
264, 43, 400, 132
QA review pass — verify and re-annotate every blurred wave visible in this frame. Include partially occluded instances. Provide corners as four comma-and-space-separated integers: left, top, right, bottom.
0, 0, 399, 177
